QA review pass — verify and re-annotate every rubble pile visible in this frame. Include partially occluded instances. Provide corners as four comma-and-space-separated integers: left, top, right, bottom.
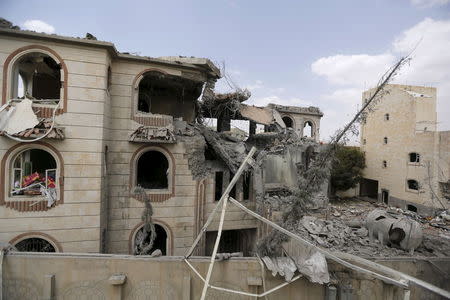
291, 199, 450, 258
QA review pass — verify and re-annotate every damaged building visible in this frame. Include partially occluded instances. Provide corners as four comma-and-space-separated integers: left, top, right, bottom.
0, 23, 324, 256
359, 84, 450, 215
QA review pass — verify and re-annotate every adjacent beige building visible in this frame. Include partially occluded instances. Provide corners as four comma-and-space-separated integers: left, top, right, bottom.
360, 84, 449, 215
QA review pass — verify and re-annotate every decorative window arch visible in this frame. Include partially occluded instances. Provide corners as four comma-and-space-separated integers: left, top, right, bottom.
2, 45, 68, 114
303, 120, 315, 138
9, 232, 62, 252
0, 142, 64, 211
282, 116, 294, 129
129, 220, 173, 255
130, 145, 175, 202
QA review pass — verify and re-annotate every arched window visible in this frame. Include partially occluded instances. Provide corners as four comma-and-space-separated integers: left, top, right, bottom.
409, 152, 420, 163
303, 121, 313, 138
282, 116, 294, 128
137, 150, 169, 189
383, 137, 388, 144
134, 224, 168, 255
14, 237, 56, 252
11, 148, 57, 196
384, 113, 390, 121
407, 179, 419, 191
12, 52, 61, 101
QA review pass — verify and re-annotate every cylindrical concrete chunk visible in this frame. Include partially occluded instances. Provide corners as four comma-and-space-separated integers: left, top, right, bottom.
365, 209, 423, 251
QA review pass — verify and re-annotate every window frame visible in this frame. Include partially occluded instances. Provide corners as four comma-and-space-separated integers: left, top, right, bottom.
406, 179, 420, 193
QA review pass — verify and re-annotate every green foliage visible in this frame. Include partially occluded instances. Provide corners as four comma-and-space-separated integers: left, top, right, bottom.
330, 146, 365, 192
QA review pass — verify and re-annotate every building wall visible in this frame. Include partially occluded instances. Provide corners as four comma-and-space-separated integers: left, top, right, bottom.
0, 36, 110, 252
360, 84, 448, 214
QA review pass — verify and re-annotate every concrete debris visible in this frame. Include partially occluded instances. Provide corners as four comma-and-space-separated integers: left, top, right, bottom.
0, 118, 64, 139
366, 209, 423, 252
130, 125, 176, 143
239, 104, 285, 128
3, 99, 39, 135
295, 252, 330, 284
262, 256, 298, 281
0, 18, 20, 30
85, 33, 97, 40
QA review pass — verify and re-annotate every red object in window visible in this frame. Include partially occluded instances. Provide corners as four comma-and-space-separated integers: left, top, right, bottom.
22, 172, 40, 187
46, 176, 56, 188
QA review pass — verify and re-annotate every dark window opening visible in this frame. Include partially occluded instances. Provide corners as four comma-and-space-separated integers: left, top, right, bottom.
383, 137, 388, 144
384, 113, 390, 121
15, 238, 56, 252
382, 160, 387, 168
134, 224, 168, 255
409, 153, 420, 163
205, 228, 256, 257
214, 172, 223, 201
229, 172, 236, 199
407, 179, 419, 191
137, 72, 202, 122
282, 116, 293, 128
243, 172, 251, 200
407, 204, 417, 212
12, 149, 57, 195
14, 53, 61, 100
137, 151, 169, 189
382, 190, 389, 204
304, 121, 313, 138
359, 178, 378, 199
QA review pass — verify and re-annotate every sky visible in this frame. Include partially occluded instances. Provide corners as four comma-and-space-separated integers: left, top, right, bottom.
1, 0, 450, 142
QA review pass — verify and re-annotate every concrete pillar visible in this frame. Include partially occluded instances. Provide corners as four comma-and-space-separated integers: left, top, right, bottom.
108, 274, 127, 300
325, 285, 337, 300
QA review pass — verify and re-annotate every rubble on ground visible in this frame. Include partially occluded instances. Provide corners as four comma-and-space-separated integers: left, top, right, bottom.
288, 199, 450, 258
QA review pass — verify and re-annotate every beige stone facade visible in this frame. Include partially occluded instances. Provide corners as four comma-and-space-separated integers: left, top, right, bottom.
0, 27, 325, 255
360, 84, 449, 215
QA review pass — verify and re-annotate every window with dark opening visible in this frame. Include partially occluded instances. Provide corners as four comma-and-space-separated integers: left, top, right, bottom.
134, 224, 168, 255
15, 238, 56, 252
137, 71, 202, 122
407, 204, 417, 212
409, 152, 420, 163
282, 116, 293, 128
13, 52, 61, 101
137, 151, 168, 189
11, 149, 57, 196
205, 228, 256, 256
384, 113, 390, 121
407, 179, 419, 191
243, 172, 251, 201
214, 171, 223, 201
383, 137, 388, 144
382, 160, 387, 168
304, 121, 313, 138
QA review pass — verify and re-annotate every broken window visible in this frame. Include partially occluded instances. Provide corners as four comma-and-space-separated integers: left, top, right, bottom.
214, 171, 224, 201
382, 160, 387, 168
383, 137, 388, 144
14, 237, 56, 252
409, 152, 420, 163
384, 113, 390, 121
134, 224, 168, 255
407, 179, 419, 191
137, 71, 201, 122
12, 52, 61, 101
137, 151, 169, 189
282, 116, 294, 128
11, 149, 57, 196
304, 121, 313, 138
407, 204, 417, 213
205, 228, 256, 256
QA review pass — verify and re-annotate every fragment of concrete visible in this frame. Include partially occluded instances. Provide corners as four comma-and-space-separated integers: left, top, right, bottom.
365, 209, 423, 252
262, 256, 298, 281
130, 125, 176, 143
85, 33, 97, 40
132, 187, 156, 255
150, 249, 162, 257
239, 104, 285, 129
1, 118, 65, 139
295, 252, 330, 284
3, 99, 39, 135
108, 274, 127, 285
215, 252, 243, 261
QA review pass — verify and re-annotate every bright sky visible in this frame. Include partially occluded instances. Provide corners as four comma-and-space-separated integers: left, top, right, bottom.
2, 0, 449, 141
